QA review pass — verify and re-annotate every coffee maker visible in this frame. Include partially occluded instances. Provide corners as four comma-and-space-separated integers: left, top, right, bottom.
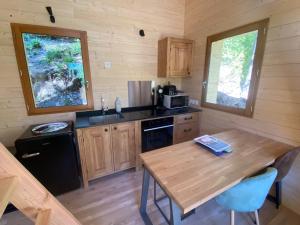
163, 84, 177, 95
155, 85, 164, 108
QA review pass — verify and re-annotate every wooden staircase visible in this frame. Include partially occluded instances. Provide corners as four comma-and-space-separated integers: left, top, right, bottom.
0, 143, 81, 225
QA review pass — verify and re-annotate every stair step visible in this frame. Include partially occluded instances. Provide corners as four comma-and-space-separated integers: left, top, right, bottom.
35, 209, 51, 225
0, 176, 18, 218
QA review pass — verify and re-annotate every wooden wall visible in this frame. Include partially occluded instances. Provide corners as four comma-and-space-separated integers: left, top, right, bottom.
183, 0, 300, 213
0, 0, 185, 146
1, 0, 299, 214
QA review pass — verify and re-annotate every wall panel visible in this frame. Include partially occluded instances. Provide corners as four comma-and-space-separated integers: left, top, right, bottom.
0, 0, 185, 146
184, 0, 300, 213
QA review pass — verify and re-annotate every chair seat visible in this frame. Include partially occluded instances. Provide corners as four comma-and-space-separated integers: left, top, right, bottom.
216, 167, 277, 212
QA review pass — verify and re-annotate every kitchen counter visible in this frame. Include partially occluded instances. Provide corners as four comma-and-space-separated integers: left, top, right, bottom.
75, 106, 201, 129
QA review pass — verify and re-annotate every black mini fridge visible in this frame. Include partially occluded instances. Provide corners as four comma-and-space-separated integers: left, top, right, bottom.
15, 121, 81, 196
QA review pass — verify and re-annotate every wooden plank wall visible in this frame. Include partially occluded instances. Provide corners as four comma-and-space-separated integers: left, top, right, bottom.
0, 0, 185, 146
183, 0, 300, 214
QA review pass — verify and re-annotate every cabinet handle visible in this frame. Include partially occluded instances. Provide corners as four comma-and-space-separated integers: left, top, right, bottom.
41, 142, 51, 146
22, 152, 40, 159
184, 128, 192, 132
184, 116, 193, 120
104, 128, 108, 132
114, 127, 117, 130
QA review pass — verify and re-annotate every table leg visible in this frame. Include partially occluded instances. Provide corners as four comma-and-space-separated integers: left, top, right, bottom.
170, 199, 182, 225
140, 168, 153, 225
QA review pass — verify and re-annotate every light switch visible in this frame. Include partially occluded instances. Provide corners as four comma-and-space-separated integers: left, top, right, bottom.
104, 61, 112, 69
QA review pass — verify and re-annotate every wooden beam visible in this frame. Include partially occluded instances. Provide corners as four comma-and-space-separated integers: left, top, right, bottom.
0, 176, 18, 218
35, 209, 51, 225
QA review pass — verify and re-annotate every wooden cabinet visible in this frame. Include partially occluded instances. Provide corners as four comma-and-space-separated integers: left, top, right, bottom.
175, 112, 198, 124
111, 122, 136, 171
174, 112, 199, 144
76, 121, 136, 188
158, 37, 194, 78
76, 113, 200, 187
80, 126, 114, 180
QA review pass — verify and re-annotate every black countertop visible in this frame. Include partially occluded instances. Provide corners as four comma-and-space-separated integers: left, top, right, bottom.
75, 106, 201, 129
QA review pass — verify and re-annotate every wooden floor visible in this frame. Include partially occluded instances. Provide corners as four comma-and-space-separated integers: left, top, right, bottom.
1, 169, 299, 225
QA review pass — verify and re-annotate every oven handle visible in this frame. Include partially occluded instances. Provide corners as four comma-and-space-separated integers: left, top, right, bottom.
143, 124, 174, 132
22, 152, 40, 159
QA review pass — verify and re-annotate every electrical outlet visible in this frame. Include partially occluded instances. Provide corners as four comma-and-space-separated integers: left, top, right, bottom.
189, 99, 199, 106
104, 61, 112, 69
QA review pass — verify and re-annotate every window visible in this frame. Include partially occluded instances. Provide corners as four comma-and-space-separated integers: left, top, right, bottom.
11, 23, 94, 115
201, 19, 269, 117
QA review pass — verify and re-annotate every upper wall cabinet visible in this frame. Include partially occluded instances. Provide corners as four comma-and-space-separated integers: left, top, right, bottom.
158, 37, 194, 78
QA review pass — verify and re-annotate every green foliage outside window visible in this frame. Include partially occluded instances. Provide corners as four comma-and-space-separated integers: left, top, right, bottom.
222, 31, 258, 91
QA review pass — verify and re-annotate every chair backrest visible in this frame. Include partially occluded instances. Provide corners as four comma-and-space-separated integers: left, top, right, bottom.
216, 167, 278, 212
273, 147, 300, 182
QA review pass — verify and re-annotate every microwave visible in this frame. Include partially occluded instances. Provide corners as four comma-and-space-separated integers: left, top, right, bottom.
163, 94, 189, 109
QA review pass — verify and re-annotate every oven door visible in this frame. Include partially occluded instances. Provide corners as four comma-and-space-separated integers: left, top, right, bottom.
142, 124, 173, 152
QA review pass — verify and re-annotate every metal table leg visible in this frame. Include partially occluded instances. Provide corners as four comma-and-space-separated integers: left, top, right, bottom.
140, 167, 182, 225
140, 168, 153, 225
154, 180, 195, 224
154, 180, 171, 224
170, 200, 182, 225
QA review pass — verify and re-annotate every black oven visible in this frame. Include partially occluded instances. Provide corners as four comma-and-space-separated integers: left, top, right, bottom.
142, 117, 174, 152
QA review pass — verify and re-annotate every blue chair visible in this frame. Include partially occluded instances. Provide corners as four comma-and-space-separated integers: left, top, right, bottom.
216, 167, 278, 225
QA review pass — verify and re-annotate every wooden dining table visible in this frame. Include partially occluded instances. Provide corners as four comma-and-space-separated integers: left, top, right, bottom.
139, 129, 293, 225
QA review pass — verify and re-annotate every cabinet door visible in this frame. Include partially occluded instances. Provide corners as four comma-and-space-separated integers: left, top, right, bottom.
169, 41, 193, 77
174, 122, 199, 144
174, 112, 200, 144
82, 126, 114, 179
111, 122, 136, 171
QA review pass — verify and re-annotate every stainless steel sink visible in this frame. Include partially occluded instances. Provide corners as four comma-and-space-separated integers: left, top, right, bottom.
89, 113, 124, 124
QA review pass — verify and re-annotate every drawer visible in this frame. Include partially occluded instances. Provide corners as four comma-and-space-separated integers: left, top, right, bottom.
175, 113, 198, 124
174, 122, 199, 144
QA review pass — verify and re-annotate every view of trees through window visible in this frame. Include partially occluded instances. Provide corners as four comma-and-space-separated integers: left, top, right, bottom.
206, 30, 258, 109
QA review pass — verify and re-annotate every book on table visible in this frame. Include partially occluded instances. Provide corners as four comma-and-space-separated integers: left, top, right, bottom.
194, 135, 232, 156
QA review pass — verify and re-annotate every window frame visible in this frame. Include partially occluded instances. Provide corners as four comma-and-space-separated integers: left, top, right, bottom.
11, 23, 94, 115
201, 19, 269, 117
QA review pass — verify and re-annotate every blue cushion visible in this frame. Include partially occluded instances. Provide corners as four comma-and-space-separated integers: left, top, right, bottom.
216, 167, 277, 212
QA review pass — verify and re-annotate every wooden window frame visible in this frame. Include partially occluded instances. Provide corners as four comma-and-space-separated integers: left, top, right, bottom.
11, 23, 94, 115
201, 19, 269, 117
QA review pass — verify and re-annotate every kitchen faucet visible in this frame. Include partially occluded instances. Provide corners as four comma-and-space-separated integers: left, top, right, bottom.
101, 96, 108, 115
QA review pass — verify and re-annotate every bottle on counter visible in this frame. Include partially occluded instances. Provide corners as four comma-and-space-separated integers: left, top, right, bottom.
115, 97, 122, 113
